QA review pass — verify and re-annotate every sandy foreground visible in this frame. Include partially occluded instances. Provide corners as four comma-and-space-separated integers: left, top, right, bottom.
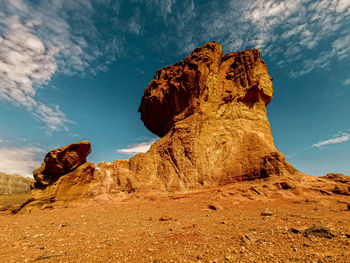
0, 186, 349, 263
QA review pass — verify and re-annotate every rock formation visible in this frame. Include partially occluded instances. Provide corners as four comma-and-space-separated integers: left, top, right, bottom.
135, 41, 298, 189
32, 141, 92, 189
92, 41, 298, 193
22, 41, 349, 211
17, 141, 96, 211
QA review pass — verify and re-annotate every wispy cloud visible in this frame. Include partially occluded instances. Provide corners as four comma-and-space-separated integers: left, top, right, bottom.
0, 16, 71, 131
0, 147, 44, 177
336, 0, 350, 13
332, 33, 350, 59
1, 0, 349, 133
147, 0, 176, 17
313, 132, 350, 148
0, 0, 125, 132
154, 0, 350, 76
117, 139, 157, 155
343, 78, 350, 85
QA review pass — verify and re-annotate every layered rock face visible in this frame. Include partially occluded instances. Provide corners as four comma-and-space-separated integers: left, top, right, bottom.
92, 41, 298, 193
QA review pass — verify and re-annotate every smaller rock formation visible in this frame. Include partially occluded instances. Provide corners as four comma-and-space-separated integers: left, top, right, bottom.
15, 141, 96, 212
32, 141, 92, 189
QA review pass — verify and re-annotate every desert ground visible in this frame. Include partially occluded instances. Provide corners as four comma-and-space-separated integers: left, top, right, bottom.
1, 183, 349, 263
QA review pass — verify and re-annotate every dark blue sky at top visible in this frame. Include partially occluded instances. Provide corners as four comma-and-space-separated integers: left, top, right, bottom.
0, 0, 349, 177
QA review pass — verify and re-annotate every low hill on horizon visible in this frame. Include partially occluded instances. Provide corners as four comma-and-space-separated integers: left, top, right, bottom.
0, 172, 33, 195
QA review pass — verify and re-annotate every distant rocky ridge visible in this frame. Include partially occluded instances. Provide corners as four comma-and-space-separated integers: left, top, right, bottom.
0, 172, 32, 195
16, 41, 350, 212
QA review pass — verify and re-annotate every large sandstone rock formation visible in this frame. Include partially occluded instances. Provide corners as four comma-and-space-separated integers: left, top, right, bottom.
91, 41, 298, 193
21, 41, 348, 212
136, 41, 297, 187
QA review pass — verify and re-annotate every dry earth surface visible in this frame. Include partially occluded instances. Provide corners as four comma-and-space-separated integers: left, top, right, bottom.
1, 183, 349, 263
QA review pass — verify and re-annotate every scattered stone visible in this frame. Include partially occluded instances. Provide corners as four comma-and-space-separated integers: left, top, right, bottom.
291, 227, 305, 234
159, 215, 172, 221
208, 204, 222, 210
242, 233, 259, 244
303, 226, 335, 239
261, 209, 273, 216
35, 246, 45, 250
291, 228, 300, 233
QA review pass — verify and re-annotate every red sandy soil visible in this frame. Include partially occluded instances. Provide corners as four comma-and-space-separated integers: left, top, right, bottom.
1, 187, 349, 263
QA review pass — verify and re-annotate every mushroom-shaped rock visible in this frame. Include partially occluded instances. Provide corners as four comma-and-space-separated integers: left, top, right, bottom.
94, 41, 300, 192
32, 141, 92, 189
139, 41, 273, 138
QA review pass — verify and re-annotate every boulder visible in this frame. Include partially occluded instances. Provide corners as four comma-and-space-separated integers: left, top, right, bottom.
32, 141, 91, 189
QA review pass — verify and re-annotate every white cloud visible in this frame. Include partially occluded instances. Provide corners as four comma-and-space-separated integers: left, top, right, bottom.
188, 0, 350, 76
0, 0, 124, 132
117, 139, 157, 155
0, 147, 44, 177
290, 31, 350, 77
313, 133, 350, 147
343, 79, 350, 85
146, 0, 176, 17
246, 0, 301, 29
0, 16, 71, 131
332, 33, 350, 59
336, 0, 350, 13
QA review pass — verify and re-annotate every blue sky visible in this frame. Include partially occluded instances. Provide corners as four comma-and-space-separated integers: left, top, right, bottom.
0, 0, 349, 177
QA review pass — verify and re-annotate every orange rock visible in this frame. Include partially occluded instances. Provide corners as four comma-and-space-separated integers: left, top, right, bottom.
19, 141, 95, 212
32, 141, 91, 189
96, 41, 299, 192
159, 215, 172, 221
